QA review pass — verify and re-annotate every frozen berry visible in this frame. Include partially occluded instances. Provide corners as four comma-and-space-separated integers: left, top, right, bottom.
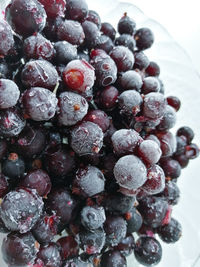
0, 79, 20, 109
0, 20, 14, 57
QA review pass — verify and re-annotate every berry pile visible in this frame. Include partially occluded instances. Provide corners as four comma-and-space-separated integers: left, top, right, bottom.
0, 0, 199, 266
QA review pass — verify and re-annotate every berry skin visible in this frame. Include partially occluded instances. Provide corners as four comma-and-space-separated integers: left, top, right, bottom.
119, 70, 143, 92
138, 140, 162, 165
32, 213, 59, 243
118, 13, 136, 35
57, 19, 85, 45
20, 169, 52, 197
0, 20, 14, 57
125, 208, 143, 234
38, 0, 66, 18
104, 215, 127, 246
134, 236, 162, 266
72, 165, 105, 198
157, 218, 182, 243
83, 109, 110, 133
57, 236, 79, 260
45, 188, 78, 225
5, 0, 47, 37
2, 232, 39, 266
135, 28, 154, 50
118, 90, 143, 116
79, 228, 106, 254
109, 46, 135, 72
22, 87, 58, 121
35, 243, 62, 267
65, 0, 89, 22
167, 95, 181, 111
54, 41, 78, 65
63, 59, 95, 93
0, 108, 26, 137
100, 250, 127, 267
21, 60, 59, 91
142, 164, 165, 195
57, 91, 88, 126
23, 33, 54, 61
2, 153, 25, 180
81, 205, 106, 230
143, 92, 166, 120
0, 79, 20, 109
70, 121, 104, 156
111, 129, 142, 156
0, 188, 44, 233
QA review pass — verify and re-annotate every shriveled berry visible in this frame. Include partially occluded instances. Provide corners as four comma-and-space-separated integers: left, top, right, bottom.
73, 165, 105, 197
58, 91, 88, 126
63, 59, 95, 93
6, 0, 47, 37
114, 155, 147, 190
2, 232, 39, 266
134, 236, 162, 266
70, 121, 104, 156
0, 188, 43, 233
21, 60, 59, 91
22, 87, 58, 121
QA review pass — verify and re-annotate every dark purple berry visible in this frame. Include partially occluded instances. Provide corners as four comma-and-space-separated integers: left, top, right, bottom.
167, 95, 181, 111
156, 181, 180, 205
100, 250, 127, 267
160, 158, 181, 179
23, 33, 54, 61
109, 46, 134, 72
177, 126, 194, 144
143, 92, 166, 119
36, 243, 62, 267
118, 13, 136, 35
46, 188, 78, 225
138, 140, 162, 165
79, 228, 105, 254
0, 20, 14, 57
156, 131, 176, 157
119, 70, 143, 92
0, 139, 7, 161
20, 169, 51, 197
125, 208, 143, 234
101, 22, 116, 41
115, 34, 136, 52
0, 173, 9, 198
58, 91, 88, 126
70, 121, 104, 156
65, 0, 89, 22
114, 234, 135, 256
86, 10, 101, 29
134, 236, 162, 266
22, 87, 58, 121
146, 61, 160, 76
83, 109, 110, 132
98, 85, 119, 110
57, 236, 79, 260
72, 165, 105, 197
57, 19, 85, 45
157, 218, 182, 243
0, 188, 43, 233
95, 35, 114, 53
0, 107, 26, 137
141, 77, 160, 94
134, 51, 150, 70
118, 90, 142, 116
157, 105, 177, 131
54, 41, 78, 65
81, 205, 106, 230
6, 0, 47, 37
38, 0, 66, 18
114, 155, 147, 190
2, 232, 39, 266
21, 60, 59, 91
82, 20, 101, 49
135, 27, 154, 50
185, 143, 199, 159
2, 153, 25, 179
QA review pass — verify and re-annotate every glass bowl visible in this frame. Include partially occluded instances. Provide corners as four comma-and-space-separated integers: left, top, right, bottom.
0, 0, 200, 266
